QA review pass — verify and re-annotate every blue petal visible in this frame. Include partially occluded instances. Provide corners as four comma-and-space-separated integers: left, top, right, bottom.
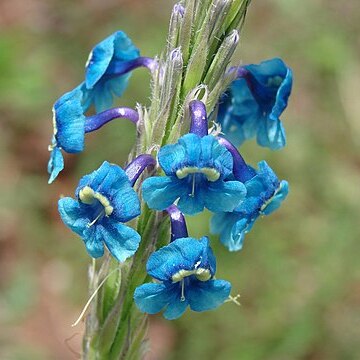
244, 58, 290, 107
163, 290, 188, 320
217, 78, 260, 147
228, 218, 250, 251
142, 176, 186, 210
83, 225, 105, 258
270, 67, 293, 122
201, 136, 233, 179
100, 220, 141, 262
58, 197, 89, 236
201, 180, 247, 212
177, 133, 202, 167
77, 161, 127, 194
53, 85, 86, 153
158, 142, 187, 176
146, 237, 215, 282
134, 282, 188, 320
85, 31, 139, 89
177, 191, 205, 215
134, 282, 175, 314
262, 180, 289, 215
47, 146, 64, 184
257, 116, 286, 150
187, 279, 231, 312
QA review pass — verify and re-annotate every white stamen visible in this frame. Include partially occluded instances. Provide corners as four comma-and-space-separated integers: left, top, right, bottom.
180, 279, 185, 301
87, 210, 105, 228
225, 294, 241, 306
190, 175, 196, 197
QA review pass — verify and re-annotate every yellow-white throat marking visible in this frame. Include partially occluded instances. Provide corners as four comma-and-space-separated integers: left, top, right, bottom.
176, 167, 220, 182
79, 186, 114, 217
172, 268, 212, 283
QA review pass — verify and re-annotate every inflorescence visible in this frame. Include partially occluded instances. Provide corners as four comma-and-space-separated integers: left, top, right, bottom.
49, 22, 292, 320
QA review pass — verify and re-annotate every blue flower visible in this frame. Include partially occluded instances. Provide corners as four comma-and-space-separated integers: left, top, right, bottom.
218, 58, 293, 150
142, 133, 247, 215
211, 161, 289, 251
83, 31, 140, 112
47, 86, 87, 183
134, 237, 231, 320
58, 161, 141, 262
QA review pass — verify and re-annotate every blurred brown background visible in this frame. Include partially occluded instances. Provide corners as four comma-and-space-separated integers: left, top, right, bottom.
1, 0, 360, 359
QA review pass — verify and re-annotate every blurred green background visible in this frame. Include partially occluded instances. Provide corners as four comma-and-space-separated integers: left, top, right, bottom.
1, 0, 360, 359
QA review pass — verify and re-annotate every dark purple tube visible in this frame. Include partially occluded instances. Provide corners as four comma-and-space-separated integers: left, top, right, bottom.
106, 57, 157, 76
166, 205, 188, 242
216, 137, 256, 182
125, 154, 156, 187
189, 100, 208, 137
85, 107, 139, 133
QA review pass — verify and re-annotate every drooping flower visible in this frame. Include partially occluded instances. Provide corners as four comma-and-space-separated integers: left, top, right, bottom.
134, 236, 231, 320
58, 160, 142, 262
218, 58, 293, 150
142, 133, 246, 215
47, 91, 139, 183
46, 82, 139, 184
47, 86, 86, 183
83, 30, 142, 112
47, 30, 156, 183
211, 160, 289, 251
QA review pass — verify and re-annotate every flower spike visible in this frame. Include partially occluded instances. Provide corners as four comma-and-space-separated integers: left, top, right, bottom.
166, 205, 188, 242
134, 235, 231, 320
125, 154, 156, 187
218, 58, 293, 150
58, 161, 141, 262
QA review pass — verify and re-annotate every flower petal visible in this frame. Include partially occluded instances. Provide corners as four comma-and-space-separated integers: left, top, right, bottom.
58, 197, 89, 236
142, 176, 186, 210
158, 142, 187, 176
163, 291, 188, 320
47, 146, 64, 184
262, 180, 289, 215
202, 180, 246, 212
257, 116, 286, 150
177, 191, 205, 215
101, 221, 141, 262
187, 279, 231, 312
134, 282, 174, 314
83, 226, 105, 258
54, 85, 86, 153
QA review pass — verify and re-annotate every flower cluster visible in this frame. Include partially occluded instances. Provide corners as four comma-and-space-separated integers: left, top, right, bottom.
50, 27, 292, 320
